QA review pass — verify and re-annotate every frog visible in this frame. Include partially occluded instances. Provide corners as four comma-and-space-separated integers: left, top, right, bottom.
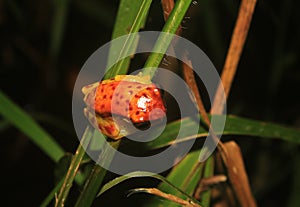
82, 74, 166, 140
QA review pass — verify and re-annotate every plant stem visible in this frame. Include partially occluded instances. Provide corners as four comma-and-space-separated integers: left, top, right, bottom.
143, 0, 192, 78
50, 0, 70, 63
74, 140, 121, 207
211, 0, 257, 114
209, 0, 258, 206
55, 126, 93, 207
200, 156, 214, 207
40, 177, 64, 207
104, 0, 153, 79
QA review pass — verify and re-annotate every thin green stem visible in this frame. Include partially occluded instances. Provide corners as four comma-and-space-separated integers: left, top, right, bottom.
143, 0, 192, 78
104, 0, 153, 79
55, 127, 93, 207
74, 140, 121, 207
74, 1, 153, 206
200, 156, 214, 207
40, 172, 86, 207
50, 0, 70, 63
40, 178, 64, 207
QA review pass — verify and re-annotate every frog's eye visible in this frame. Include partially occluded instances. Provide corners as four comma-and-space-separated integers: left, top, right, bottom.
133, 121, 151, 131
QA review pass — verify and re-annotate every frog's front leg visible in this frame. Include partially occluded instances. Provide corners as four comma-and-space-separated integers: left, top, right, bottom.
83, 107, 123, 139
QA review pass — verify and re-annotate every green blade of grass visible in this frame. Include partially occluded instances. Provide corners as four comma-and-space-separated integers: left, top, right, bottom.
40, 162, 89, 207
161, 152, 203, 196
200, 156, 214, 207
0, 90, 64, 162
55, 126, 93, 207
104, 0, 151, 79
97, 171, 153, 196
96, 171, 201, 206
145, 115, 300, 149
39, 155, 89, 207
40, 177, 64, 207
143, 0, 193, 78
50, 0, 70, 62
74, 137, 121, 207
143, 150, 204, 207
138, 113, 300, 206
0, 91, 86, 206
110, 0, 148, 40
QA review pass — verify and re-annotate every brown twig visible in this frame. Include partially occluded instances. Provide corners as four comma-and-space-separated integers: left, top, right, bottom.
209, 0, 258, 206
182, 52, 239, 206
182, 59, 213, 128
129, 188, 202, 207
161, 0, 174, 19
162, 0, 258, 206
161, 0, 182, 35
162, 0, 229, 200
218, 142, 258, 207
211, 0, 257, 114
194, 175, 227, 200
162, 0, 212, 131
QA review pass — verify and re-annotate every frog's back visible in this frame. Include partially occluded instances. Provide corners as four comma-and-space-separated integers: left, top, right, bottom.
94, 80, 165, 123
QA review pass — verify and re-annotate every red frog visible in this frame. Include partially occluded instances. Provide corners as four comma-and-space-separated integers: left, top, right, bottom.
82, 74, 166, 140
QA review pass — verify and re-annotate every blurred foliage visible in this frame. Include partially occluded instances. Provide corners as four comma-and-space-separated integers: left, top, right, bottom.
0, 0, 300, 206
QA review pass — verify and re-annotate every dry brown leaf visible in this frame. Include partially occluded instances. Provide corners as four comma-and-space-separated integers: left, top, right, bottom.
219, 141, 257, 207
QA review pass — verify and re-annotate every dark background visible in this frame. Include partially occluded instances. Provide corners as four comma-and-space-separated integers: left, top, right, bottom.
0, 0, 299, 206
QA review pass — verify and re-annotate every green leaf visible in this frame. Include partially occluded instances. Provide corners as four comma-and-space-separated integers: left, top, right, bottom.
143, 150, 204, 207
40, 177, 65, 207
223, 115, 300, 143
143, 0, 193, 78
40, 167, 89, 207
40, 155, 91, 207
163, 152, 203, 196
145, 115, 300, 149
200, 156, 214, 207
97, 171, 200, 205
139, 113, 300, 206
55, 126, 93, 207
104, 0, 152, 79
50, 0, 70, 62
54, 153, 73, 183
97, 171, 153, 196
0, 90, 64, 162
111, 0, 148, 40
1, 112, 74, 135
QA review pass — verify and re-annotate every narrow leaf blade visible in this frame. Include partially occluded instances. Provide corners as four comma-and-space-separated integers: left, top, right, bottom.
145, 115, 300, 149
97, 171, 201, 206
0, 90, 64, 162
143, 150, 204, 207
105, 0, 152, 79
